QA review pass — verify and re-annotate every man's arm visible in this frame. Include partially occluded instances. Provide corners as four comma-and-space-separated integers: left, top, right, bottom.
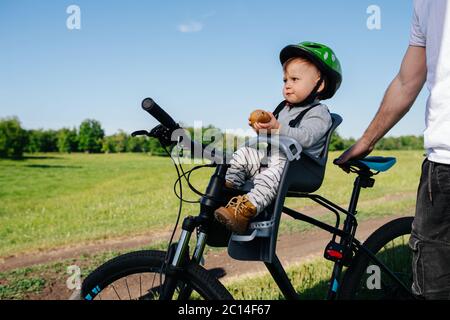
335, 45, 427, 166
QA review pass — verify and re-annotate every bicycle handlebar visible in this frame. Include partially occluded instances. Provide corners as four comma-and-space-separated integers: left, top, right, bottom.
142, 98, 179, 131
141, 98, 232, 164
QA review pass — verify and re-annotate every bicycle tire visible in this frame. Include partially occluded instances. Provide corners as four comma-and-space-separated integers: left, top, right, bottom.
81, 250, 233, 300
339, 216, 414, 300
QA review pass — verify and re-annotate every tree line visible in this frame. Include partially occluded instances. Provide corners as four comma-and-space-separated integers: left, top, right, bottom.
0, 116, 424, 159
0, 117, 166, 158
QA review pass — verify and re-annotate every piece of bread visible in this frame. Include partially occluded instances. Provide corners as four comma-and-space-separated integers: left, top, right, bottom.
249, 109, 271, 126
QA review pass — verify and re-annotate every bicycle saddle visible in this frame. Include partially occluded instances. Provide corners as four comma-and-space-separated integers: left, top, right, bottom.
337, 156, 397, 172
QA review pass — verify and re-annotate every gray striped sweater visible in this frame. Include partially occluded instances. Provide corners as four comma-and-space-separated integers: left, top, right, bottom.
277, 100, 332, 158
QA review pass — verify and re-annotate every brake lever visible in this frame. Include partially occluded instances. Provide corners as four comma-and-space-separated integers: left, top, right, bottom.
149, 124, 177, 147
131, 130, 151, 137
132, 125, 179, 148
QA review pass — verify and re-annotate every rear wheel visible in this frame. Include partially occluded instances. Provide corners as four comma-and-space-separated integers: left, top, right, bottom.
81, 250, 233, 300
339, 217, 415, 300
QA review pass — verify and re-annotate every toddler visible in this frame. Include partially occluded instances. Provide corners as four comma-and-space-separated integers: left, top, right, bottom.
214, 41, 342, 234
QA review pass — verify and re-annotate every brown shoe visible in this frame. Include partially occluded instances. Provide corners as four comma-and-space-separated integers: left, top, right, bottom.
214, 195, 257, 234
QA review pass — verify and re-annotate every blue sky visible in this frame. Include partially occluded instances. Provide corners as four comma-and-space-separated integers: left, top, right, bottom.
0, 0, 427, 138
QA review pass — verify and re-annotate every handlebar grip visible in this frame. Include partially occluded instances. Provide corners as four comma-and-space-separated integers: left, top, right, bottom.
141, 98, 179, 130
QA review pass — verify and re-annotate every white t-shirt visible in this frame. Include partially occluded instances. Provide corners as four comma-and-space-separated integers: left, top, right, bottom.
410, 0, 450, 164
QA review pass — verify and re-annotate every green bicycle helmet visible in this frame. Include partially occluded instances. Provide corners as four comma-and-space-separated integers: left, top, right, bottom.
280, 41, 342, 100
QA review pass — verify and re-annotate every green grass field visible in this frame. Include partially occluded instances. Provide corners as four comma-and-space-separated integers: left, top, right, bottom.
0, 151, 423, 258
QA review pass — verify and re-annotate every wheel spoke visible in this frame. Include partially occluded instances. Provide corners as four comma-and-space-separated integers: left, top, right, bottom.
125, 278, 132, 300
112, 285, 121, 300
139, 275, 142, 298
82, 250, 230, 300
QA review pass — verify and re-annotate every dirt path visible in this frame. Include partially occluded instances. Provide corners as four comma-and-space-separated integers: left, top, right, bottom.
204, 215, 405, 283
0, 230, 174, 272
18, 214, 411, 300
0, 191, 415, 273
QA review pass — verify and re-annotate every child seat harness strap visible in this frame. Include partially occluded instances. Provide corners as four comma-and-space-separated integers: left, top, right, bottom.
273, 100, 321, 128
259, 101, 322, 170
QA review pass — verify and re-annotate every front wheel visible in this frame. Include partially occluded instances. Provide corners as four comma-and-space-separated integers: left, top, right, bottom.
339, 216, 415, 300
80, 250, 233, 300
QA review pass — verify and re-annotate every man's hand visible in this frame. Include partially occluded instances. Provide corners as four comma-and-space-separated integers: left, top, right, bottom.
250, 112, 280, 134
334, 138, 374, 173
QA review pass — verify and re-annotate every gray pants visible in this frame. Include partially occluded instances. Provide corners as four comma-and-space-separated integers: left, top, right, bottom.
225, 146, 286, 214
409, 159, 450, 299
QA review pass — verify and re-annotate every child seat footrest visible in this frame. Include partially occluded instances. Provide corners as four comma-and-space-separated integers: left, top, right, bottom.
230, 220, 275, 242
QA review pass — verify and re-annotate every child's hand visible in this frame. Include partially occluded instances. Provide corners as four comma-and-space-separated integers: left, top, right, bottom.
251, 112, 280, 134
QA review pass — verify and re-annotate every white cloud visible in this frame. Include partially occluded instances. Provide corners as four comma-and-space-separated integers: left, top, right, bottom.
178, 21, 203, 33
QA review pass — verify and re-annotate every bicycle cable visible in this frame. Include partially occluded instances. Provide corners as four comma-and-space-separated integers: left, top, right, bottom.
174, 162, 216, 203
157, 141, 221, 297
159, 143, 184, 297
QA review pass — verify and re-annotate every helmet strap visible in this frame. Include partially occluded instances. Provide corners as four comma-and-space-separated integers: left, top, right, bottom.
291, 75, 324, 107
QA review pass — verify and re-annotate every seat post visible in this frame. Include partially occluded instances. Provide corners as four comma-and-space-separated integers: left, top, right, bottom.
339, 175, 363, 247
348, 175, 363, 215
348, 171, 375, 215
340, 175, 364, 240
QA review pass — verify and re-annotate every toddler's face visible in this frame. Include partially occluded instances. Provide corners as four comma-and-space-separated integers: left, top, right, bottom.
283, 59, 323, 104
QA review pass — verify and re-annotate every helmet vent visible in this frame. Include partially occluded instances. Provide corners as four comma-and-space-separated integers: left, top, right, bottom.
305, 44, 322, 49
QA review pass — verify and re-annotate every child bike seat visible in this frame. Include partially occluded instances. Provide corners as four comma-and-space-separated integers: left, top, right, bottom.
227, 113, 342, 263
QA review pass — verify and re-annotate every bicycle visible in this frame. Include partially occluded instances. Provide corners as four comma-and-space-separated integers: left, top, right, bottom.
79, 98, 416, 300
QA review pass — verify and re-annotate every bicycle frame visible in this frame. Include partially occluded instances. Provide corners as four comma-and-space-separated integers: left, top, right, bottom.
132, 99, 413, 300
160, 161, 413, 300
136, 102, 409, 300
